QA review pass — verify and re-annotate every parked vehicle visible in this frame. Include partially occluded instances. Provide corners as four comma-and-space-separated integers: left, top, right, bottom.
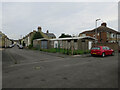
16, 43, 20, 47
18, 45, 23, 49
8, 44, 15, 48
9, 45, 13, 48
91, 46, 114, 57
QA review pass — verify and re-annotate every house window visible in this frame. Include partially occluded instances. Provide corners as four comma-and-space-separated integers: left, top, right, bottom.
111, 33, 114, 38
97, 33, 99, 36
113, 34, 114, 37
82, 34, 86, 37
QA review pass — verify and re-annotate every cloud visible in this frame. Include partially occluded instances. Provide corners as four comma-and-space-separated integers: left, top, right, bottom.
2, 0, 119, 2
2, 2, 118, 39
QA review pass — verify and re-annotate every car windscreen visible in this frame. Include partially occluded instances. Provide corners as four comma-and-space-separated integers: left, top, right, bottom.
91, 47, 100, 50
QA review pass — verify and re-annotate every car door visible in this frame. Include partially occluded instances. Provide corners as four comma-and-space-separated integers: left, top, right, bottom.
102, 47, 108, 55
105, 47, 109, 55
106, 47, 111, 55
108, 47, 113, 55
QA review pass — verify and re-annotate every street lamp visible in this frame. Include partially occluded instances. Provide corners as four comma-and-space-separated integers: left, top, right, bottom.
95, 18, 101, 43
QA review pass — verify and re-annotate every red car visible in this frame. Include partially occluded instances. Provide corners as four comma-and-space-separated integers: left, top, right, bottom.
91, 46, 114, 57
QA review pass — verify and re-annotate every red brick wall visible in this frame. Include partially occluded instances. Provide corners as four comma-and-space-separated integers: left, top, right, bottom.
100, 32, 107, 43
81, 32, 108, 43
86, 33, 94, 37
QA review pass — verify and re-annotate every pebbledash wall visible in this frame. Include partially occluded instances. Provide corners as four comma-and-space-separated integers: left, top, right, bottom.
33, 38, 51, 50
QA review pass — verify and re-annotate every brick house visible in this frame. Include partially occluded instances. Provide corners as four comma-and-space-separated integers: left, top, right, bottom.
37, 27, 56, 39
21, 30, 37, 47
79, 23, 120, 43
44, 30, 56, 39
0, 31, 12, 48
22, 26, 56, 47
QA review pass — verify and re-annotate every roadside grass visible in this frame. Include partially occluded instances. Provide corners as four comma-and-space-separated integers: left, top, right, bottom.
29, 46, 90, 55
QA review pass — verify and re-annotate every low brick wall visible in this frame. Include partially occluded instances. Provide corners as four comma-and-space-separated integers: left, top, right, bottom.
92, 43, 119, 51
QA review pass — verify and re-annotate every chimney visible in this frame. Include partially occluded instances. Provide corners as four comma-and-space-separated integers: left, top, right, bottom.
33, 30, 36, 32
101, 22, 107, 27
46, 30, 49, 33
38, 26, 42, 32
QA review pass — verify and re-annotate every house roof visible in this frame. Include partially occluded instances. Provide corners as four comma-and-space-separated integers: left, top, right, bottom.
44, 33, 56, 38
35, 38, 49, 41
80, 26, 120, 34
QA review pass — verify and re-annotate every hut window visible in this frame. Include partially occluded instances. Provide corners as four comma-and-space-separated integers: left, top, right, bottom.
82, 39, 85, 42
68, 40, 71, 42
74, 39, 77, 42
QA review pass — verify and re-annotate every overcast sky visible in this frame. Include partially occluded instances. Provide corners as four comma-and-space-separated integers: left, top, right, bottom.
1, 2, 118, 39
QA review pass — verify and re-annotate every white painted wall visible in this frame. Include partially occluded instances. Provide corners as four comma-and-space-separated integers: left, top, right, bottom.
88, 41, 92, 50
28, 36, 30, 46
54, 41, 58, 48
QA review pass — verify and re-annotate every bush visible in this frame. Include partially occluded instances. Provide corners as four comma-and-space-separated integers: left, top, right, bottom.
31, 32, 43, 45
31, 47, 38, 50
28, 44, 33, 49
31, 47, 90, 55
84, 50, 90, 54
77, 50, 84, 54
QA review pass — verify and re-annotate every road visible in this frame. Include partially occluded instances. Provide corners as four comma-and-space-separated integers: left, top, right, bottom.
2, 45, 118, 88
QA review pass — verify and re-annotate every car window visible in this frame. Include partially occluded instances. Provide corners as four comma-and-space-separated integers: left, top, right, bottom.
105, 47, 110, 50
102, 47, 106, 50
102, 47, 110, 50
92, 47, 100, 50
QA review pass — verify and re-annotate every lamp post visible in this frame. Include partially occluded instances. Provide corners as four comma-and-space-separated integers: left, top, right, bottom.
71, 34, 74, 55
95, 19, 101, 44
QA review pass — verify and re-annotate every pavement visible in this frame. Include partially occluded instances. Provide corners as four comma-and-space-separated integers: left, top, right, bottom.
2, 45, 118, 88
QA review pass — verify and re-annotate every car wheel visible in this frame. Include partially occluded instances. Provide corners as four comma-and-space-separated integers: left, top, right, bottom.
102, 53, 105, 57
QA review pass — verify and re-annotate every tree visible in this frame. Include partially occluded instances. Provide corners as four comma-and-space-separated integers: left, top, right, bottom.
59, 33, 72, 38
31, 32, 43, 45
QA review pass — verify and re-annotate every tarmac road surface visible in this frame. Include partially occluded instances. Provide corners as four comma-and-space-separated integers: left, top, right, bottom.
2, 46, 118, 88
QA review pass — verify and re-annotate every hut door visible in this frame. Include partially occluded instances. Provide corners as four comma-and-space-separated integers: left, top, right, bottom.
41, 41, 48, 49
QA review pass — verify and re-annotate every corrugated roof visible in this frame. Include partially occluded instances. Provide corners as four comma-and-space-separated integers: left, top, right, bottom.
50, 36, 96, 40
